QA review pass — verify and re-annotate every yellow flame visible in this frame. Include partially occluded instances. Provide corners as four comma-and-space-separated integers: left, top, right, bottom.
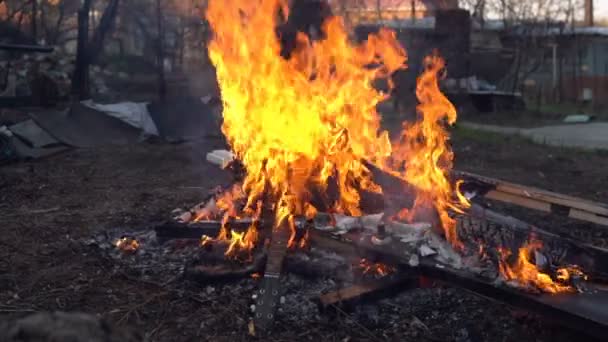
206, 0, 405, 236
205, 0, 468, 253
498, 240, 577, 294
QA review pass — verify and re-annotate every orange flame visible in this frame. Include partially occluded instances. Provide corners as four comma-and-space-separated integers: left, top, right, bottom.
206, 0, 405, 236
498, 240, 578, 294
205, 0, 468, 252
115, 237, 139, 254
359, 258, 395, 277
201, 224, 259, 260
390, 55, 469, 247
194, 184, 245, 222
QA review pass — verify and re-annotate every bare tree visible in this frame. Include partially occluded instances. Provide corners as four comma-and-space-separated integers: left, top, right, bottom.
71, 0, 121, 99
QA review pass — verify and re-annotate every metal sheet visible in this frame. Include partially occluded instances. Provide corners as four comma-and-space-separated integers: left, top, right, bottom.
9, 119, 59, 148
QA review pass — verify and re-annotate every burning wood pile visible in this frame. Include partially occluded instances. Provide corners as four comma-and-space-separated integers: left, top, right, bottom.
101, 0, 608, 337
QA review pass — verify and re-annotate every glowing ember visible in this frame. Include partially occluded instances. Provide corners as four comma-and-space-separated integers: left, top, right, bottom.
115, 237, 139, 254
498, 240, 581, 294
359, 258, 395, 277
556, 265, 588, 283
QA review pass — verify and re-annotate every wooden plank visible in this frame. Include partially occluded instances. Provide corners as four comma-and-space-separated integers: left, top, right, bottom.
484, 189, 608, 227
570, 209, 608, 227
485, 190, 551, 212
455, 170, 608, 217
309, 228, 608, 340
317, 274, 418, 311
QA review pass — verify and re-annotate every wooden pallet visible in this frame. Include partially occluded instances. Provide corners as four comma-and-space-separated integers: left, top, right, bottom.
456, 170, 608, 227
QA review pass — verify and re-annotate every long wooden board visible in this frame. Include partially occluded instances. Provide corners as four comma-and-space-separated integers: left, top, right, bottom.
455, 170, 608, 227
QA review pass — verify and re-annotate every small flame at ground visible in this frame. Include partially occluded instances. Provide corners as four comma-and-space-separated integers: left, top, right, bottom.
359, 258, 395, 277
498, 240, 583, 294
201, 225, 259, 260
115, 237, 139, 254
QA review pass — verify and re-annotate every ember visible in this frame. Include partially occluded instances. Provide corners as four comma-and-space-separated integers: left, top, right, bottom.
358, 258, 396, 277
114, 236, 139, 254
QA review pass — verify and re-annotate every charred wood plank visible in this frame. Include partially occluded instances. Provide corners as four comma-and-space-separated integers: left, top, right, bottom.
317, 274, 419, 312
154, 220, 254, 241
417, 259, 608, 340
185, 253, 266, 284
309, 228, 608, 340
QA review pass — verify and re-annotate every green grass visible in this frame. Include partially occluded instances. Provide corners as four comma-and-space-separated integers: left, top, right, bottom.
452, 124, 608, 157
535, 103, 607, 117
451, 124, 526, 145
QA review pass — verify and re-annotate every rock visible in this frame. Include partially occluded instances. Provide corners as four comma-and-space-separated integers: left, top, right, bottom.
0, 311, 141, 342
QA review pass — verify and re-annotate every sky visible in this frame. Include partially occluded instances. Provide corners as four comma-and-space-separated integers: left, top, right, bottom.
598, 1, 608, 21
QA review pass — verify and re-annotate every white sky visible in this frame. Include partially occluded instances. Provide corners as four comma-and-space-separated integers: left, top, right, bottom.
598, 1, 608, 20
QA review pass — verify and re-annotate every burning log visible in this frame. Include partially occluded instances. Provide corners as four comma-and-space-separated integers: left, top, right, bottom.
464, 204, 608, 280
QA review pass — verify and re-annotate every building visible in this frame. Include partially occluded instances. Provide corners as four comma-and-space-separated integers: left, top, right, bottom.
328, 0, 458, 24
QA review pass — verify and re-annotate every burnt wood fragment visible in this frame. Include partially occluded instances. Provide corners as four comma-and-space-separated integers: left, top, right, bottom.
317, 274, 419, 312
154, 220, 254, 241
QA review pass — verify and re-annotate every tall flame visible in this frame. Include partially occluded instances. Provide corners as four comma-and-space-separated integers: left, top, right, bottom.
206, 0, 406, 234
203, 0, 583, 295
390, 55, 468, 247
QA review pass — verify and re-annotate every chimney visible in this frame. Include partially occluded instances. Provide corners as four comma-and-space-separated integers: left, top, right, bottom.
584, 0, 594, 27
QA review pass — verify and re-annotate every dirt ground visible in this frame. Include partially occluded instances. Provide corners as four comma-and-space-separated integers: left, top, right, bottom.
1, 117, 607, 341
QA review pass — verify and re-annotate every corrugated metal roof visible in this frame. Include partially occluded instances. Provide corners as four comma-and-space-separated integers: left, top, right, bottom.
329, 0, 430, 11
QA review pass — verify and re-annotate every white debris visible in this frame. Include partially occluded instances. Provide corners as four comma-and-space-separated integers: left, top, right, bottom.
191, 198, 218, 221
81, 100, 159, 136
206, 149, 235, 169
389, 220, 430, 243
419, 244, 437, 257
371, 235, 392, 245
0, 126, 13, 137
176, 211, 192, 223
408, 254, 420, 267
360, 213, 384, 230
333, 214, 360, 231
426, 231, 463, 269
534, 250, 548, 269
333, 213, 384, 232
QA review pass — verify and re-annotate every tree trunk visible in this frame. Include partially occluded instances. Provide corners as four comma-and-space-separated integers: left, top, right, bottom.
87, 0, 121, 64
156, 0, 167, 101
31, 0, 38, 42
71, 0, 92, 100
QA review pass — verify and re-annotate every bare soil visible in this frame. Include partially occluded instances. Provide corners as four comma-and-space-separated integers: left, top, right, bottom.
1, 119, 607, 341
